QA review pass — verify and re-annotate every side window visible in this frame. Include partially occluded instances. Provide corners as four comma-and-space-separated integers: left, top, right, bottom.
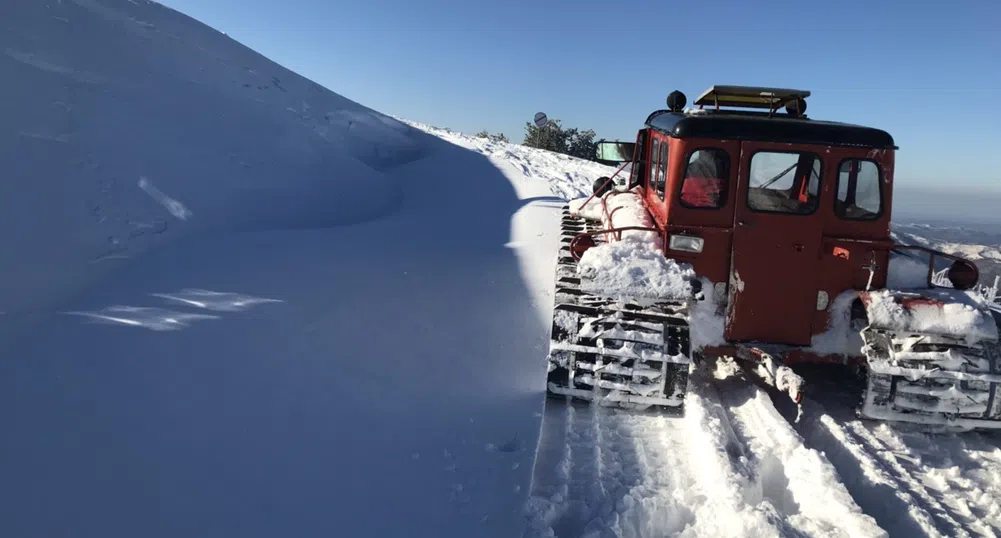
747, 151, 822, 214
628, 131, 647, 189
649, 138, 660, 191
836, 160, 882, 220
680, 149, 729, 209
656, 141, 668, 199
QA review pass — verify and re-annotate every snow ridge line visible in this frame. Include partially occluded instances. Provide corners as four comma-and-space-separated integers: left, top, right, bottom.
797, 400, 974, 538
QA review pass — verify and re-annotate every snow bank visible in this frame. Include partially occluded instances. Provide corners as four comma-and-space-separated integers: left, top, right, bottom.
577, 236, 694, 303
864, 289, 998, 343
0, 2, 575, 537
403, 120, 610, 202
1, 0, 424, 314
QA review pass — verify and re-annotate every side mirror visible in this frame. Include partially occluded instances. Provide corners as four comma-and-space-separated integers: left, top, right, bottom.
594, 140, 636, 165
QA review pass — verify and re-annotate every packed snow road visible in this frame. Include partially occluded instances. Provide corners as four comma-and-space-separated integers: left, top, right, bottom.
522, 360, 884, 538
522, 356, 1001, 538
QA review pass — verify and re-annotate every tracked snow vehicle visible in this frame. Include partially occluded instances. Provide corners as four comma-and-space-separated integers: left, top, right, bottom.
548, 85, 1001, 430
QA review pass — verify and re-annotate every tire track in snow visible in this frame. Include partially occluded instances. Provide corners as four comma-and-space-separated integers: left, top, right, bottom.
794, 365, 1000, 538
524, 362, 882, 537
681, 369, 805, 538
705, 361, 886, 538
615, 413, 696, 535
524, 397, 710, 537
797, 399, 977, 538
879, 429, 1001, 536
524, 399, 655, 537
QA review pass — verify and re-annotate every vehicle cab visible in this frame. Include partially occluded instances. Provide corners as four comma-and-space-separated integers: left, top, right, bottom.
600, 86, 897, 347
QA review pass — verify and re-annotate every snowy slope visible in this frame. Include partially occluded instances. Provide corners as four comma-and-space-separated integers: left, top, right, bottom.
892, 222, 1001, 287
1, 2, 567, 537
2, 0, 425, 315
400, 122, 606, 202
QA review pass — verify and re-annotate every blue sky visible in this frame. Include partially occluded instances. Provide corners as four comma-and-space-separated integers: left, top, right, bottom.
161, 0, 1000, 191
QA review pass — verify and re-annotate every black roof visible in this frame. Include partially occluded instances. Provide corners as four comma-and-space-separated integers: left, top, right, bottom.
646, 109, 896, 149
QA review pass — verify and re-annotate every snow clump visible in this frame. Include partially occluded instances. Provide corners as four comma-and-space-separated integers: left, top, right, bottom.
577, 235, 695, 303
864, 289, 998, 344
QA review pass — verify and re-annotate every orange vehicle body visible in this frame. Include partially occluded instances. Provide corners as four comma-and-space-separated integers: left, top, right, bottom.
585, 87, 916, 365
552, 86, 997, 428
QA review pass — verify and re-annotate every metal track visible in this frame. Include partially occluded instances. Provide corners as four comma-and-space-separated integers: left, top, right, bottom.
546, 205, 692, 410
859, 325, 1001, 430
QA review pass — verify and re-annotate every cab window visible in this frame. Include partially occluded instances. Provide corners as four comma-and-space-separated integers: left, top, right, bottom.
747, 151, 822, 215
655, 140, 668, 200
680, 149, 729, 209
835, 159, 882, 220
628, 131, 648, 189
649, 138, 660, 192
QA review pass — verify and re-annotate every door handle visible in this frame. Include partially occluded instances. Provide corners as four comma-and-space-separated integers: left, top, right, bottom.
738, 220, 755, 228
793, 244, 804, 252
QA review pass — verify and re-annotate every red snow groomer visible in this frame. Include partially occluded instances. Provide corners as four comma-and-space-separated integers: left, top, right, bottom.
548, 85, 1001, 430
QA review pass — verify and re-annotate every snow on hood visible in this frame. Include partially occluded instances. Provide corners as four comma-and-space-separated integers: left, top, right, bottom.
812, 286, 1000, 355
863, 289, 999, 344
577, 235, 695, 303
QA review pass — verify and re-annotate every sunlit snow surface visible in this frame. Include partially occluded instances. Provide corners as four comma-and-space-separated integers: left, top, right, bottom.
1, 1, 1000, 537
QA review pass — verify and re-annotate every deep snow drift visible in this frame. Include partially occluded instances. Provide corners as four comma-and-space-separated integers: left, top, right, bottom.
0, 2, 577, 537
3, 0, 423, 315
